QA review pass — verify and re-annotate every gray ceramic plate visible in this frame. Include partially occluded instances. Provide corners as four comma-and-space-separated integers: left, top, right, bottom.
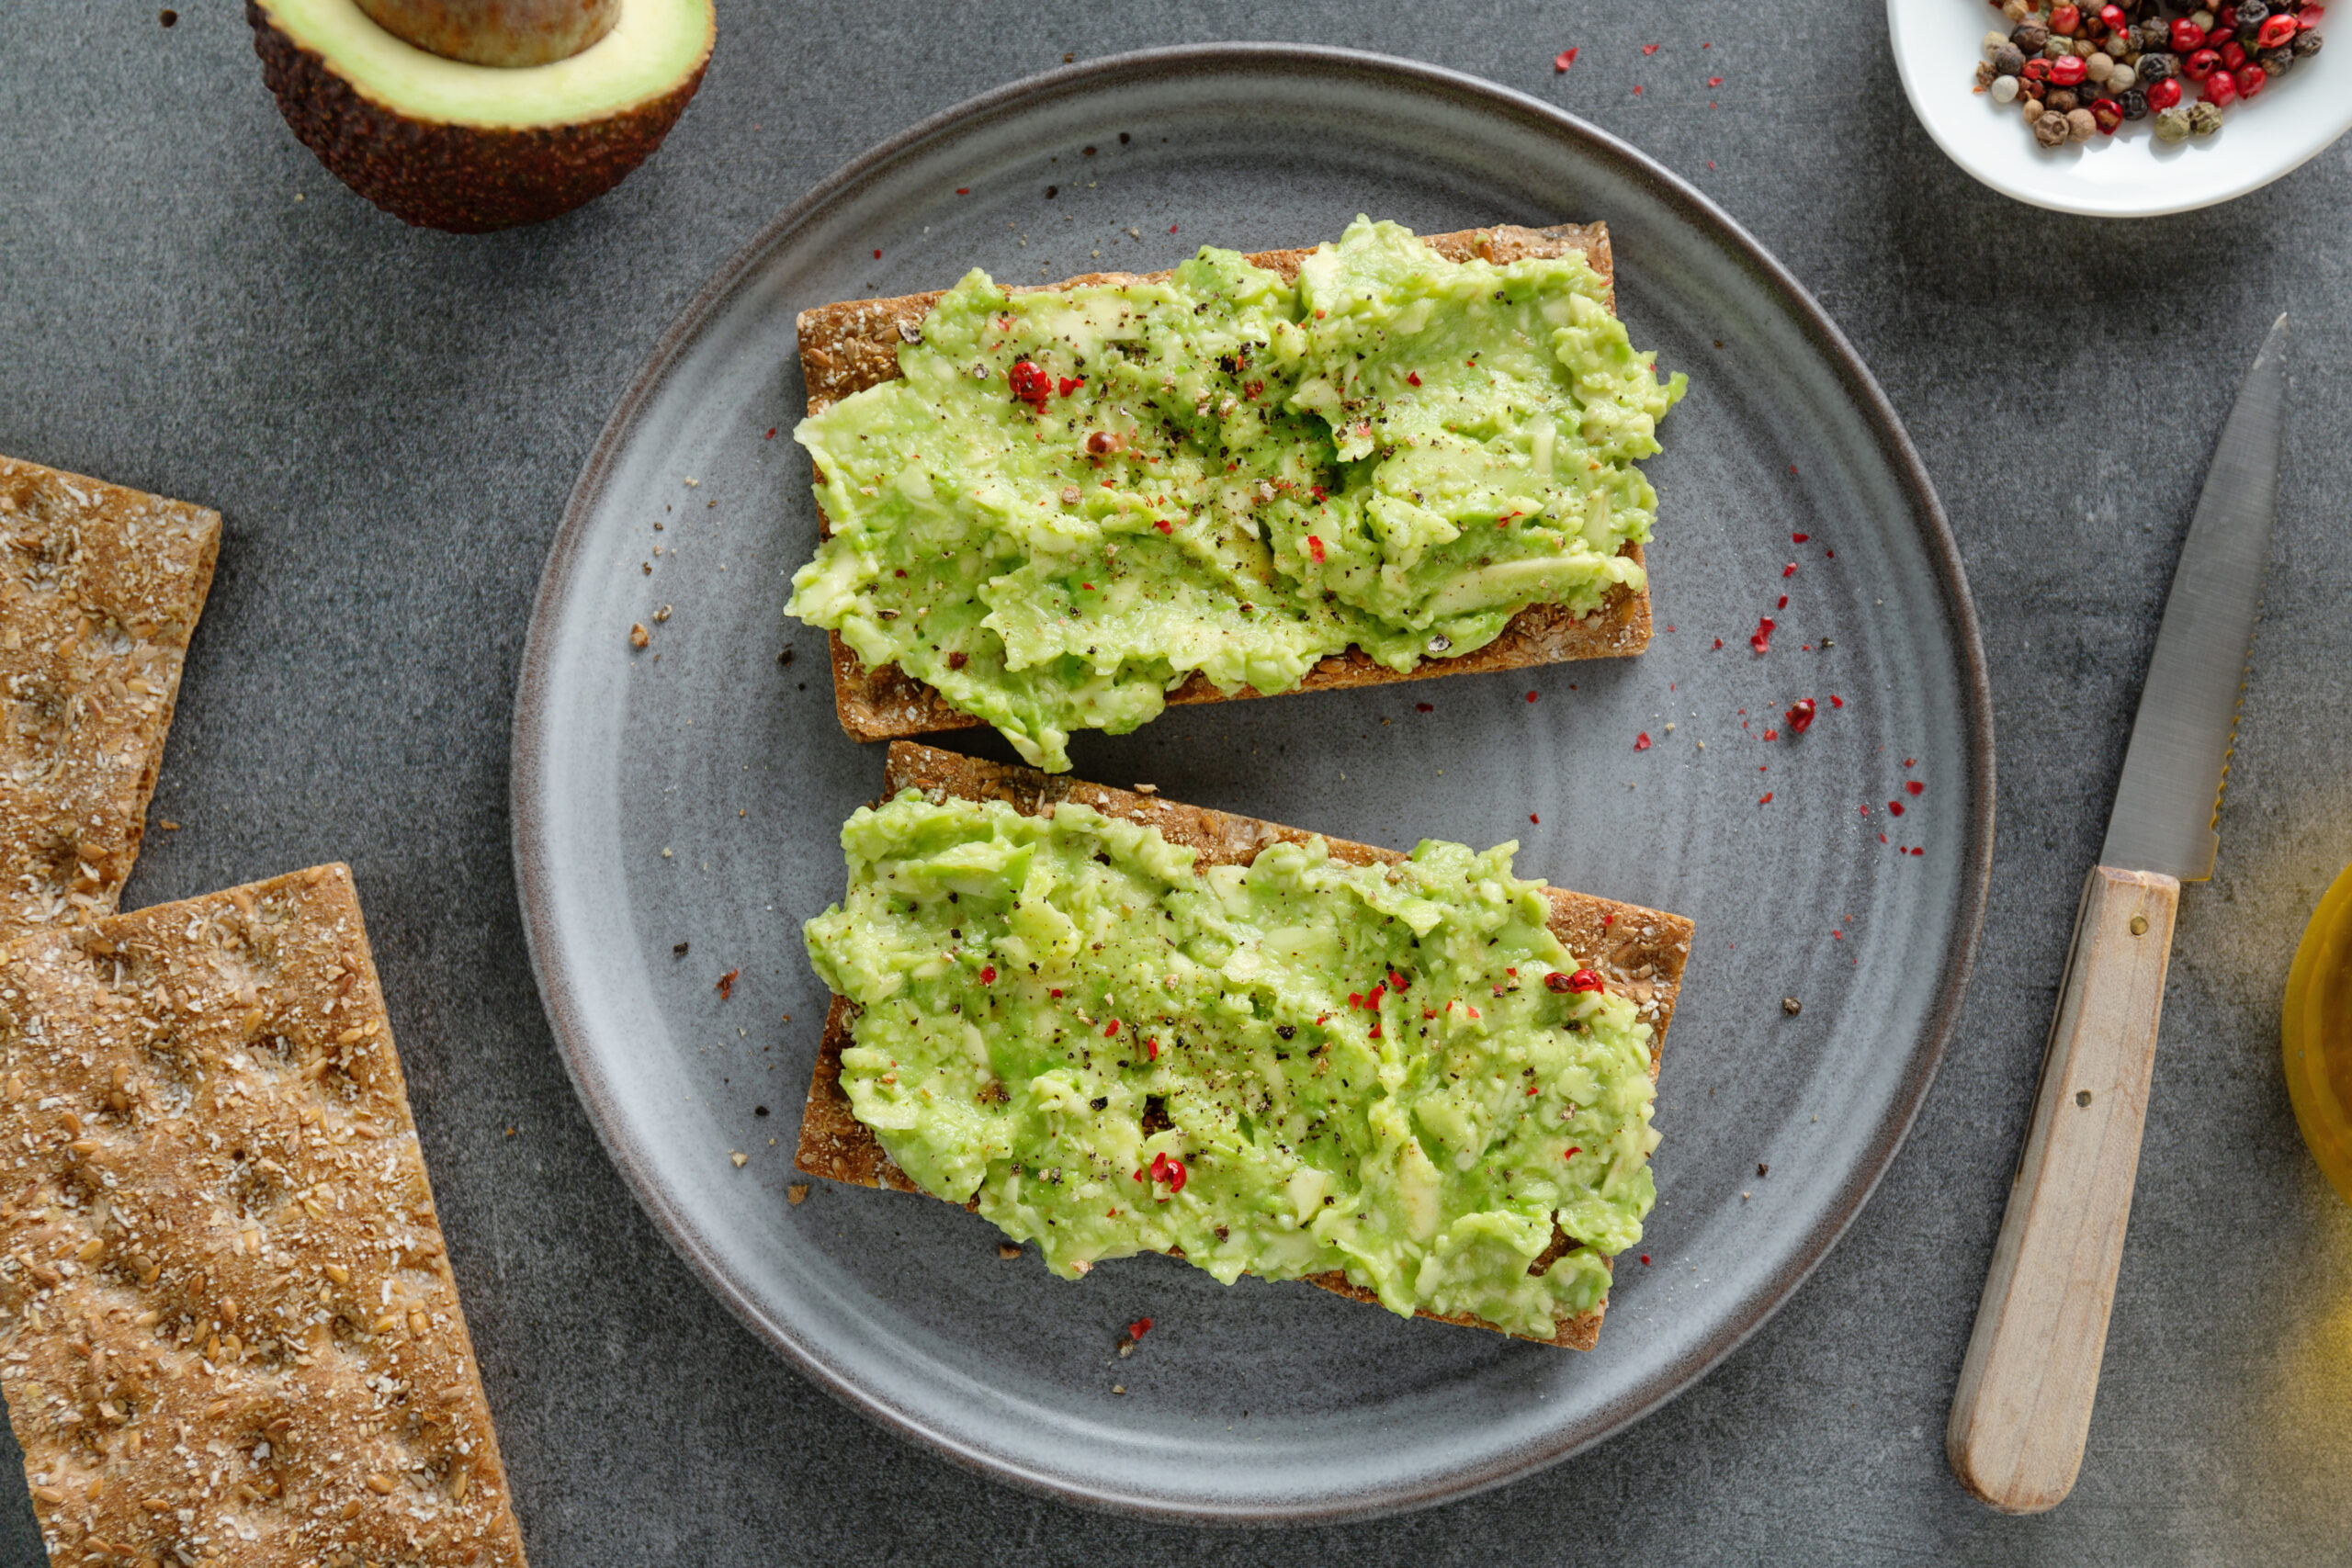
513, 45, 1993, 1522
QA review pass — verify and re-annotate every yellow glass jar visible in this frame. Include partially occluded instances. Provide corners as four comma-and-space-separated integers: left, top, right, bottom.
2284, 861, 2352, 1209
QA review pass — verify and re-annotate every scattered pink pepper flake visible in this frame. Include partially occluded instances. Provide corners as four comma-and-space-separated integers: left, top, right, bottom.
1634, 732, 1652, 750
1415, 702, 1433, 713
1759, 792, 1773, 805
1750, 617, 1775, 654
1792, 533, 1809, 542
1642, 42, 1660, 53
1906, 780, 1926, 796
1888, 801, 1905, 817
1708, 75, 1724, 86
1829, 694, 1844, 708
1554, 46, 1578, 71
1526, 690, 1540, 703
1783, 562, 1798, 578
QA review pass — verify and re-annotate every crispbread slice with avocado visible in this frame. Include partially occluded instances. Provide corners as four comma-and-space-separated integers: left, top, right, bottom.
0, 865, 527, 1566
793, 223, 1667, 763
796, 741, 1692, 1350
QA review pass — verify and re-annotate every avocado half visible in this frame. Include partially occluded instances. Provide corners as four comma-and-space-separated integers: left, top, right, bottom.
247, 0, 714, 233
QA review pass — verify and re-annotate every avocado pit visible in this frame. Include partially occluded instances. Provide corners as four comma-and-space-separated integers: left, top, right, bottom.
354, 0, 619, 67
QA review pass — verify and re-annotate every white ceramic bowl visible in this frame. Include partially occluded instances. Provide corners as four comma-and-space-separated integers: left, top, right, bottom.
1891, 0, 2352, 214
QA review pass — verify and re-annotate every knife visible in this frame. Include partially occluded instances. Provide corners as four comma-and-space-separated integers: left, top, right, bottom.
1946, 314, 2287, 1514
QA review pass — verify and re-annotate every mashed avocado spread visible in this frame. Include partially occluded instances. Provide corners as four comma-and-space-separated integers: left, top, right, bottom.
788, 218, 1686, 773
803, 791, 1662, 1337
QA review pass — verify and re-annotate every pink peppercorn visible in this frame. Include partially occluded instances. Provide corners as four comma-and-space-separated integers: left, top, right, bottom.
2051, 54, 2088, 85
2146, 76, 2183, 108
2234, 62, 2267, 96
2184, 46, 2223, 80
2172, 17, 2208, 51
2203, 66, 2239, 104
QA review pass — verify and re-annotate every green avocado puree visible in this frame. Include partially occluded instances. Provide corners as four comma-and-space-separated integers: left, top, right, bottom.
802, 791, 1662, 1337
787, 218, 1685, 773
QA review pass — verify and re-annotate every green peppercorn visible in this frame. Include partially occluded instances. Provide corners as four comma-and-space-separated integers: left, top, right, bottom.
2156, 104, 2194, 140
2189, 100, 2224, 135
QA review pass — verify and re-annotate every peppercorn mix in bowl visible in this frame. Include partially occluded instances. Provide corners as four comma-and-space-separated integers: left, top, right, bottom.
1891, 0, 2352, 213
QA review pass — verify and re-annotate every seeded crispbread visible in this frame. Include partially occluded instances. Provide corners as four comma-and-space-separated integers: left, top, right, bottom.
0, 457, 220, 942
794, 224, 1653, 746
796, 741, 1692, 1351
0, 864, 526, 1567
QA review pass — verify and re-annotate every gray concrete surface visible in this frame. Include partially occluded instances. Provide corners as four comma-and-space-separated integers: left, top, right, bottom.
3, 1, 2348, 1562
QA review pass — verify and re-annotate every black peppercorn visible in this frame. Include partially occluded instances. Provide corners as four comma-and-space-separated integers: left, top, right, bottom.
2047, 87, 2080, 113
2237, 0, 2270, 23
2259, 43, 2294, 73
2120, 85, 2150, 118
2138, 50, 2176, 81
2292, 28, 2324, 58
2140, 17, 2171, 51
1995, 41, 2026, 73
2012, 20, 2050, 51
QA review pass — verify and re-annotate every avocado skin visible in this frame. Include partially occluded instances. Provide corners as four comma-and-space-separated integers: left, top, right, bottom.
247, 0, 708, 233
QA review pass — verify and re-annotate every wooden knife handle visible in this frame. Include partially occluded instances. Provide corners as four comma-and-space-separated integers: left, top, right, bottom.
1947, 864, 2180, 1514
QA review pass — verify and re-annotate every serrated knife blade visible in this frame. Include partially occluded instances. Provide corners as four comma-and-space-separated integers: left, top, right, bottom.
2098, 313, 2286, 881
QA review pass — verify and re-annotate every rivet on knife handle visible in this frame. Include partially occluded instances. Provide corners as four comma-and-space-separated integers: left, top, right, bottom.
1946, 866, 2178, 1514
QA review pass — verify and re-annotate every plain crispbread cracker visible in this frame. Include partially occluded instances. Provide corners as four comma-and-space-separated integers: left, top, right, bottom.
0, 865, 526, 1567
0, 457, 220, 941
794, 224, 1654, 746
796, 741, 1694, 1351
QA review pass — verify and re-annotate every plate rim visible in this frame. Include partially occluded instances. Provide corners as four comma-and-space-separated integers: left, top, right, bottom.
511, 40, 1997, 1523
1887, 0, 2352, 217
